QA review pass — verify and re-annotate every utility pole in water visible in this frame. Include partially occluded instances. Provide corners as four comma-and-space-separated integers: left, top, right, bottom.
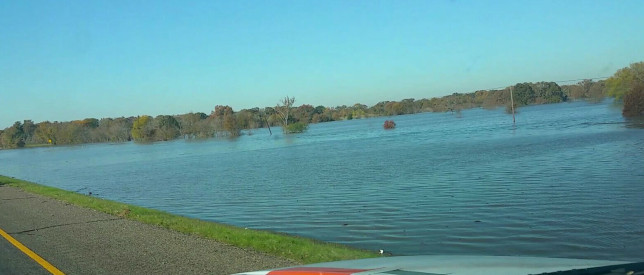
510, 86, 516, 125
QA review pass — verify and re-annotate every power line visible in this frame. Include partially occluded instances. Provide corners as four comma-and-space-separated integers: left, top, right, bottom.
554, 76, 610, 84
480, 76, 611, 92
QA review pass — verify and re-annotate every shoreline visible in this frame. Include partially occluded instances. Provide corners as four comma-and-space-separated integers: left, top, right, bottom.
0, 175, 378, 265
0, 183, 296, 274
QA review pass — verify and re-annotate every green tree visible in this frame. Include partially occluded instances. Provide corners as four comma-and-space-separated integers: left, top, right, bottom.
606, 62, 644, 100
235, 109, 259, 130
512, 83, 536, 106
131, 116, 154, 141
56, 122, 83, 144
34, 121, 56, 144
292, 104, 315, 123
311, 106, 332, 123
400, 98, 417, 114
285, 122, 308, 133
314, 105, 326, 115
385, 102, 404, 115
351, 107, 367, 119
22, 120, 36, 143
532, 82, 566, 104
176, 112, 208, 138
95, 117, 133, 142
0, 121, 25, 148
606, 62, 644, 117
154, 115, 180, 141
79, 118, 99, 128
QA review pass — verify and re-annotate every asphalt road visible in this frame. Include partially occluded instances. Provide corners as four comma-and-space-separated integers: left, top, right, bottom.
0, 185, 296, 274
0, 231, 51, 275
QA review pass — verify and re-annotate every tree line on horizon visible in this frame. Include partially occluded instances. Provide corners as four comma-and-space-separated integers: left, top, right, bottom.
1, 61, 643, 149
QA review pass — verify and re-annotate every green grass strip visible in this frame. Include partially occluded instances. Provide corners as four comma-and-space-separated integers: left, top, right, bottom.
0, 175, 378, 264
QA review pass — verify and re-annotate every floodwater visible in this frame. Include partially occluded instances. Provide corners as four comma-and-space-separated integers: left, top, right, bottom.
1, 100, 643, 261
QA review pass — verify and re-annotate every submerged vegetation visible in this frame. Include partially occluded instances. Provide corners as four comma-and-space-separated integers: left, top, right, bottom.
605, 62, 644, 117
0, 175, 378, 264
1, 61, 643, 149
275, 96, 309, 134
383, 120, 396, 129
285, 122, 309, 134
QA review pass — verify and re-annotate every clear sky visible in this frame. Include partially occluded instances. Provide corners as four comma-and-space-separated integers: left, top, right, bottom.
1, 0, 643, 129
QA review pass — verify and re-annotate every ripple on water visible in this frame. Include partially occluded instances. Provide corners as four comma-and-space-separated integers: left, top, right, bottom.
0, 101, 643, 261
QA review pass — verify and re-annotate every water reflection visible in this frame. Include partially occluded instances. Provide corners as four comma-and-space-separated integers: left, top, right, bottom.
625, 116, 644, 128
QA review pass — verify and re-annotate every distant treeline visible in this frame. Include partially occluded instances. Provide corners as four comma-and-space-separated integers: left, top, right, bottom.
1, 61, 643, 149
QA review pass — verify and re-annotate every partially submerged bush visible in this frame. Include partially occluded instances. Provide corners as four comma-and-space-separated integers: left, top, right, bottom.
383, 120, 396, 129
623, 82, 644, 117
285, 122, 309, 134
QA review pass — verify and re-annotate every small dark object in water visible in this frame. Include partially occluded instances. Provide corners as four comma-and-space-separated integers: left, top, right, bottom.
474, 220, 481, 223
383, 120, 396, 129
88, 191, 92, 196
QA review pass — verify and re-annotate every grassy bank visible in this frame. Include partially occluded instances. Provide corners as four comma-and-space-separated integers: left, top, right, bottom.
0, 175, 378, 264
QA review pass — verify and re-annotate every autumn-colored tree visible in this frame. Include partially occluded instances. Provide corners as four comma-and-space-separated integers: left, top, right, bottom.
210, 105, 234, 119
3, 60, 644, 149
209, 105, 240, 137
383, 120, 396, 129
222, 114, 240, 136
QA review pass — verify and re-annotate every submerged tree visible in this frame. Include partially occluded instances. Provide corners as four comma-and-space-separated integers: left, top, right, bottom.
210, 105, 240, 137
274, 96, 310, 134
383, 120, 396, 129
606, 61, 644, 117
623, 82, 644, 117
154, 115, 181, 141
131, 115, 154, 142
275, 96, 295, 130
606, 62, 644, 100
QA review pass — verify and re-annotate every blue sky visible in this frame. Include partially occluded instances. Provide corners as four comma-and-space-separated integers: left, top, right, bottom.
1, 0, 643, 128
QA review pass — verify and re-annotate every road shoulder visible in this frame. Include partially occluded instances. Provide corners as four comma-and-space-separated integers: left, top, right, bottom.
0, 185, 296, 275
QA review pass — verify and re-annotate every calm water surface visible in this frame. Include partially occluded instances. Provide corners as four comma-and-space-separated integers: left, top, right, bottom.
1, 100, 643, 261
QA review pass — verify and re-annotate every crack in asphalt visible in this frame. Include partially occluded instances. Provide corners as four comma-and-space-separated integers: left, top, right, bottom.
0, 197, 37, 201
10, 218, 123, 234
